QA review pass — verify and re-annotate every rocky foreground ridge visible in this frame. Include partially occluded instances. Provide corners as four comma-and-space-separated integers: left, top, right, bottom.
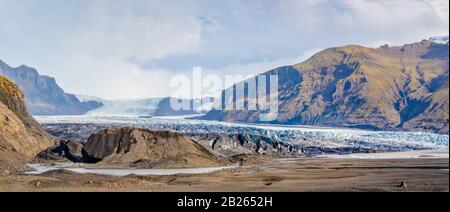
83, 128, 222, 168
0, 76, 54, 175
36, 126, 304, 168
36, 127, 225, 168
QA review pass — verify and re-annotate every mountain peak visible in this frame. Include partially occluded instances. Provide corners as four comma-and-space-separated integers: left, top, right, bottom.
337, 45, 373, 52
17, 64, 33, 69
0, 59, 11, 70
205, 39, 449, 134
0, 58, 102, 115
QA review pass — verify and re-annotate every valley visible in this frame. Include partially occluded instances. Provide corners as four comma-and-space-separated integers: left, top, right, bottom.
1, 36, 449, 192
36, 115, 449, 155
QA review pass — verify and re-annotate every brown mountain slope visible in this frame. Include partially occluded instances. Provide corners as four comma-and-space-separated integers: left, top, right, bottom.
0, 76, 54, 175
205, 39, 449, 134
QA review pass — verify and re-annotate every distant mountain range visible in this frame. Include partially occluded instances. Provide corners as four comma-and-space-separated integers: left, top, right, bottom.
0, 59, 204, 117
205, 37, 449, 134
0, 60, 102, 115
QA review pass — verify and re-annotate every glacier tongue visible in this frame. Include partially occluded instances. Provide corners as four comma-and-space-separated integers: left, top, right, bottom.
76, 95, 162, 116
35, 115, 449, 151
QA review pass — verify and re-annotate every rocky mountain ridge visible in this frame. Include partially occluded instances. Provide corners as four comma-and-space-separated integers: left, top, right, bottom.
0, 60, 102, 115
205, 38, 449, 134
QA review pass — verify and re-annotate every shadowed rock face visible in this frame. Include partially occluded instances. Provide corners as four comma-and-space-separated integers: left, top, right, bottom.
35, 140, 84, 163
82, 127, 221, 168
0, 76, 54, 175
194, 133, 302, 158
0, 60, 102, 115
205, 39, 449, 134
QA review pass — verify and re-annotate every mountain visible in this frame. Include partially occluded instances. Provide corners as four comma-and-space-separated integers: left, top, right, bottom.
77, 96, 202, 117
0, 76, 54, 175
82, 127, 221, 168
204, 38, 449, 134
0, 60, 102, 115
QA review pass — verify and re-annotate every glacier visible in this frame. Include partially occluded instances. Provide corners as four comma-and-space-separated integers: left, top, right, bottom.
36, 115, 449, 152
76, 95, 162, 116
76, 95, 207, 116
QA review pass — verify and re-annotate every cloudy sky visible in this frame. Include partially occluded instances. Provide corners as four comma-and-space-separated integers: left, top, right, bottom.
0, 0, 448, 99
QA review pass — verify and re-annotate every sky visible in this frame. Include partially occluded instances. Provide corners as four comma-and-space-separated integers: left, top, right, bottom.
0, 0, 449, 99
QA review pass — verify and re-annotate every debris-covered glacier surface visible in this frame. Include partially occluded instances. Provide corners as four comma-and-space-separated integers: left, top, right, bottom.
36, 115, 449, 151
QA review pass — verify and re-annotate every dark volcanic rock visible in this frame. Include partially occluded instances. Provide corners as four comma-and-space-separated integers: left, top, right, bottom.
211, 135, 255, 156
195, 133, 303, 158
35, 140, 84, 163
82, 127, 222, 168
42, 124, 111, 143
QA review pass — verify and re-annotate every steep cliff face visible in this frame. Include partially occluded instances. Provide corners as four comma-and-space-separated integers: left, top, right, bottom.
205, 39, 449, 134
0, 76, 54, 175
0, 60, 102, 115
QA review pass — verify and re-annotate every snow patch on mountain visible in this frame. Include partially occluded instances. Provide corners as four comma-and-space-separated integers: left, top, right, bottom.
430, 35, 449, 44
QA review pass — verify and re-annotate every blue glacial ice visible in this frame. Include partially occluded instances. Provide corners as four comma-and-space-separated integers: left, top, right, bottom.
35, 115, 449, 151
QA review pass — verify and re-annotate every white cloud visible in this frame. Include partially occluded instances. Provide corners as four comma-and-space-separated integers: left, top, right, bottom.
57, 0, 204, 99
64, 54, 175, 99
429, 0, 450, 21
202, 48, 322, 78
197, 48, 322, 97
0, 1, 19, 32
0, 0, 448, 99
78, 0, 202, 61
342, 0, 448, 34
278, 0, 449, 45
